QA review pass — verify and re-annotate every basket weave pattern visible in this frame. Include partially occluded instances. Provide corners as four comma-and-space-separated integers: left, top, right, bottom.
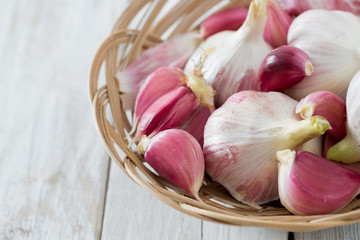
89, 0, 360, 232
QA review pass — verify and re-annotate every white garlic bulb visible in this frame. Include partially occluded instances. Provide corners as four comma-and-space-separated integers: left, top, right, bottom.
286, 9, 360, 100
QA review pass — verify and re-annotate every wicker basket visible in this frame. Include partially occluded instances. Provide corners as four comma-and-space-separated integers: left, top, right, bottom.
88, 0, 360, 232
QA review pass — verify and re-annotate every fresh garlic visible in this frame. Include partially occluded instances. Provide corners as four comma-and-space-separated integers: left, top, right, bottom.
200, 7, 248, 39
296, 91, 347, 156
181, 106, 212, 147
134, 86, 199, 142
203, 91, 330, 206
137, 129, 205, 201
116, 32, 201, 109
277, 150, 360, 215
132, 67, 186, 133
283, 0, 360, 16
258, 46, 313, 92
327, 71, 360, 163
133, 68, 215, 143
263, 0, 292, 48
185, 0, 272, 107
286, 9, 360, 100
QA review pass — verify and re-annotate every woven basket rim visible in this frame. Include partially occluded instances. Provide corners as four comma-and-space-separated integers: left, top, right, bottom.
88, 0, 360, 232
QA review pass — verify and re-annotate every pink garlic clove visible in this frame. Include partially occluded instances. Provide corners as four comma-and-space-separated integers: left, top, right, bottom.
327, 71, 360, 163
200, 7, 248, 39
296, 91, 346, 155
133, 86, 198, 142
132, 67, 186, 132
116, 32, 202, 110
263, 0, 293, 48
277, 150, 360, 215
137, 129, 205, 201
182, 106, 213, 147
259, 46, 314, 92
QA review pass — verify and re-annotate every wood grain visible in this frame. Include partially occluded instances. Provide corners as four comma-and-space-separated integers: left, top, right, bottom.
0, 0, 128, 239
295, 224, 360, 240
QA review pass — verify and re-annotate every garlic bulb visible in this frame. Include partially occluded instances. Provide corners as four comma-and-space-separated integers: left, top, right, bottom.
286, 9, 360, 100
116, 32, 201, 109
200, 7, 248, 39
203, 91, 330, 206
283, 0, 360, 16
138, 129, 205, 201
327, 70, 360, 163
185, 0, 272, 107
277, 150, 360, 215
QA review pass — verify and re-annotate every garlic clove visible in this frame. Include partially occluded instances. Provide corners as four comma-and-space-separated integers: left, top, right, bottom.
277, 149, 360, 215
258, 46, 314, 92
200, 7, 248, 39
134, 86, 198, 142
137, 129, 205, 201
117, 32, 202, 110
296, 91, 347, 155
132, 67, 186, 133
263, 0, 293, 48
327, 71, 360, 163
181, 106, 212, 147
203, 91, 330, 206
286, 9, 360, 100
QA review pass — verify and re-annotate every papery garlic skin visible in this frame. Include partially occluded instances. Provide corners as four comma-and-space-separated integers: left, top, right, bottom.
200, 8, 248, 39
117, 32, 201, 109
277, 150, 360, 215
263, 0, 292, 48
137, 129, 205, 200
258, 46, 313, 92
286, 9, 360, 100
203, 91, 330, 206
327, 71, 360, 163
186, 0, 273, 107
283, 0, 360, 16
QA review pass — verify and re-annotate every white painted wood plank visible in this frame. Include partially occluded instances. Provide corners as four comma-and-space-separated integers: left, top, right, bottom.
101, 162, 202, 240
0, 0, 129, 239
202, 222, 288, 240
295, 224, 360, 240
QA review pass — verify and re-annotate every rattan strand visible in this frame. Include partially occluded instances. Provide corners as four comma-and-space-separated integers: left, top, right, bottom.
89, 0, 360, 232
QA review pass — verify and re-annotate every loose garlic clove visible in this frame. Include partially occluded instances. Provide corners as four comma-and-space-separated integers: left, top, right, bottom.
327, 71, 360, 163
277, 150, 360, 215
134, 86, 199, 142
116, 32, 202, 110
137, 129, 205, 201
258, 46, 314, 92
263, 0, 293, 48
132, 67, 186, 133
296, 91, 346, 155
203, 91, 330, 206
200, 7, 248, 39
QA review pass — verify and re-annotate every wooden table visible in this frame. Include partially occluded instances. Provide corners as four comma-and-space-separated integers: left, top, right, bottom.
1, 0, 359, 239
